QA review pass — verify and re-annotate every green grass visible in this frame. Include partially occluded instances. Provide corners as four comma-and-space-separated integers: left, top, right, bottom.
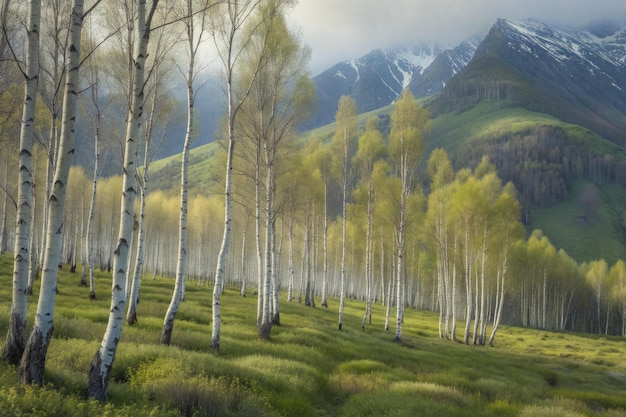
1, 253, 626, 416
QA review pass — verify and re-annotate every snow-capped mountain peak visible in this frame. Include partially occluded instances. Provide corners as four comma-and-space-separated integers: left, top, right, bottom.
305, 41, 476, 129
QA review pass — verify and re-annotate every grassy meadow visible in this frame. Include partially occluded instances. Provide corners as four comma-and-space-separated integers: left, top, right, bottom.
0, 253, 626, 416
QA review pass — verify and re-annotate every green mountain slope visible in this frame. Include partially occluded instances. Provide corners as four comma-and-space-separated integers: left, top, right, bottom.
427, 100, 626, 262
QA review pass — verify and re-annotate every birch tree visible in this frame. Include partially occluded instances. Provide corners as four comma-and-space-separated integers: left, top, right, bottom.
209, 0, 264, 350
127, 12, 178, 325
19, 0, 87, 384
387, 90, 429, 342
353, 117, 384, 331
1, 0, 40, 366
87, 0, 158, 400
425, 149, 455, 340
236, 0, 312, 340
332, 95, 357, 331
161, 0, 213, 345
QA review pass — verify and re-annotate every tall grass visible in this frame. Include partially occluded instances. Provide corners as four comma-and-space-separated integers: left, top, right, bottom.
0, 252, 625, 416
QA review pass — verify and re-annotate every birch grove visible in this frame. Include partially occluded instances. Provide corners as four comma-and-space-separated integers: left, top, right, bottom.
1, 6, 626, 412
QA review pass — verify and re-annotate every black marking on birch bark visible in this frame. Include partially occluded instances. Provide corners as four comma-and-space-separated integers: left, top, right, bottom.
19, 149, 32, 157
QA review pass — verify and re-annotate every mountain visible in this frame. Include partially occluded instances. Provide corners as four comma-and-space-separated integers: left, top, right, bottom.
433, 19, 626, 145
426, 18, 626, 262
407, 40, 479, 97
306, 41, 478, 129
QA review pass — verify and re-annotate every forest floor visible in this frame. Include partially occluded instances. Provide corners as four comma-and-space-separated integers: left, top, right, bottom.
0, 252, 625, 416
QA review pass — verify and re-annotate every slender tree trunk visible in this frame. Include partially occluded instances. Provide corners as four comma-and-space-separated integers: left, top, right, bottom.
271, 219, 281, 324
338, 140, 348, 331
2, 0, 40, 365
27, 169, 37, 295
18, 0, 81, 382
451, 232, 458, 341
259, 162, 273, 340
463, 224, 473, 344
126, 156, 148, 325
304, 207, 312, 307
394, 190, 407, 342
489, 250, 507, 346
240, 217, 248, 296
321, 184, 328, 307
86, 72, 101, 301
362, 184, 373, 331
287, 209, 294, 302
254, 148, 262, 325
0, 157, 8, 255
384, 254, 393, 332
477, 227, 487, 345
161, 26, 194, 342
87, 0, 156, 400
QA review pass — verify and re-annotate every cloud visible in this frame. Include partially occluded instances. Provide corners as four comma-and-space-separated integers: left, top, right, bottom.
286, 0, 626, 75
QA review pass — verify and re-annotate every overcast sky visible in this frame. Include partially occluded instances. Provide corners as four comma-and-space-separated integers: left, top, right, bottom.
286, 0, 626, 75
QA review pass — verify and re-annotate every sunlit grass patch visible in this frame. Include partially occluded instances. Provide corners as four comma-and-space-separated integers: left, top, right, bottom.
518, 397, 590, 417
338, 387, 468, 417
390, 381, 467, 406
233, 354, 321, 394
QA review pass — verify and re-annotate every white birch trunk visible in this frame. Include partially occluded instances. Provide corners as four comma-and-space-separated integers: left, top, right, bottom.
240, 218, 248, 297
463, 224, 473, 344
27, 168, 38, 295
362, 183, 373, 331
86, 64, 102, 300
489, 250, 507, 346
451, 232, 458, 341
338, 127, 348, 331
211, 92, 234, 350
126, 151, 148, 325
87, 0, 155, 400
2, 0, 40, 365
259, 161, 274, 340
287, 210, 294, 302
271, 219, 282, 323
18, 0, 81, 383
161, 20, 194, 342
0, 157, 7, 254
321, 184, 328, 307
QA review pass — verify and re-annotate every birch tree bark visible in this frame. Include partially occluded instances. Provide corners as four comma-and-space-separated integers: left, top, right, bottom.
18, 0, 83, 383
87, 0, 157, 400
1, 0, 40, 366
